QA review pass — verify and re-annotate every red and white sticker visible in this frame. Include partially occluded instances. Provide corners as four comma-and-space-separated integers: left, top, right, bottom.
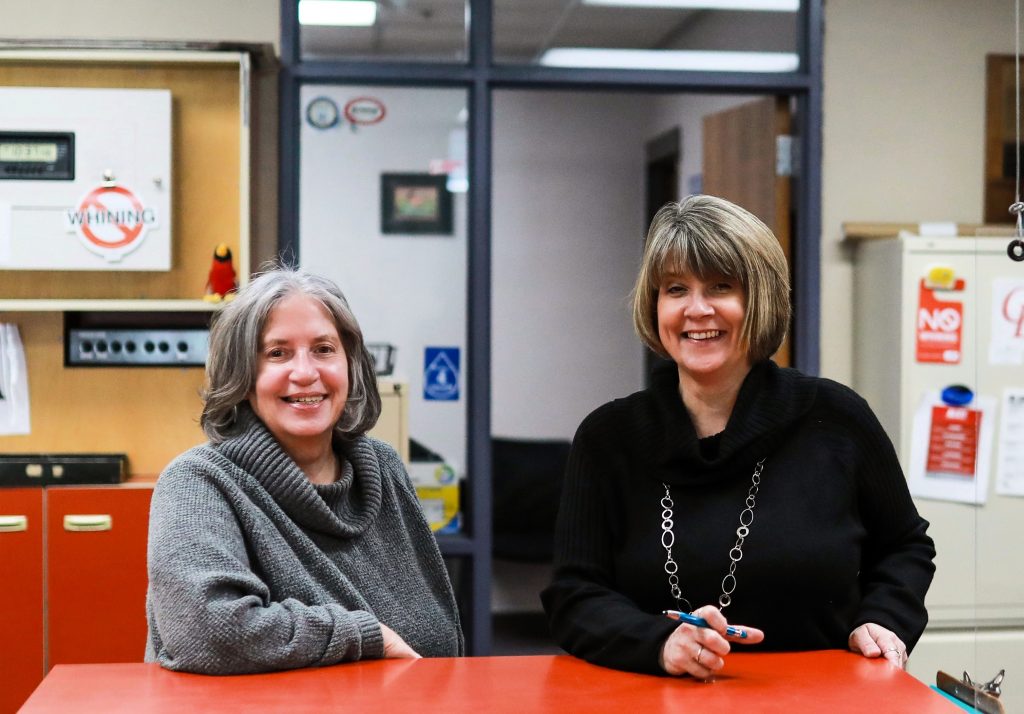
925, 405, 981, 478
65, 184, 159, 263
916, 278, 964, 364
343, 97, 386, 125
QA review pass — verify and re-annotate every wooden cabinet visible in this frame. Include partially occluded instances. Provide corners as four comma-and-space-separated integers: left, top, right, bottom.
0, 44, 278, 310
0, 485, 152, 713
0, 488, 44, 714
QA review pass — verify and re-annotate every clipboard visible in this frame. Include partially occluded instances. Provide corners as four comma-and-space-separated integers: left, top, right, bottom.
936, 670, 1005, 714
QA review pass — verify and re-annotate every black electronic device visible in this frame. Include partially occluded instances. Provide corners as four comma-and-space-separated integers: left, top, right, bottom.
63, 311, 211, 367
0, 131, 75, 180
0, 454, 127, 487
65, 327, 209, 367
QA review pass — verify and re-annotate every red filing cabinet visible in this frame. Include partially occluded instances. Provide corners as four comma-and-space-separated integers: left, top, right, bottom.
0, 485, 152, 714
46, 486, 153, 666
0, 488, 45, 714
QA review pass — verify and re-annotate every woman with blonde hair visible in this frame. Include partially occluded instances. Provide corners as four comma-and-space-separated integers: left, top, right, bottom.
543, 195, 934, 677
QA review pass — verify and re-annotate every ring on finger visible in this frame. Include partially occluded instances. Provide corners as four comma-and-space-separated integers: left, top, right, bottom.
695, 645, 705, 665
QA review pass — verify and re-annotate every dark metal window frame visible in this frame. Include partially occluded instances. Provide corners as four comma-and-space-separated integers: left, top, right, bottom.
278, 0, 823, 655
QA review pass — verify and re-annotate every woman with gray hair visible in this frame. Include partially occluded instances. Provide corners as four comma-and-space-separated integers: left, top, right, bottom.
145, 266, 463, 674
542, 195, 934, 678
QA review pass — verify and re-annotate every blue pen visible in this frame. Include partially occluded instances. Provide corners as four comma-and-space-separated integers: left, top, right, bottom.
663, 610, 748, 639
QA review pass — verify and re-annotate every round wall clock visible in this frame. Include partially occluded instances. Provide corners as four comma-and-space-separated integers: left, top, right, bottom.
306, 97, 340, 129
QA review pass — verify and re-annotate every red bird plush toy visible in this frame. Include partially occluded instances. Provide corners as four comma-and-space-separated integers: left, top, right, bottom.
203, 243, 238, 302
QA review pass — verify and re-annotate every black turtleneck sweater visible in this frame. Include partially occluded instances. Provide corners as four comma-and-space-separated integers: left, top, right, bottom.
541, 361, 935, 675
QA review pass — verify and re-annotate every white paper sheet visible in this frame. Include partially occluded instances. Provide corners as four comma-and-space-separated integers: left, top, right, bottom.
907, 390, 996, 505
996, 388, 1024, 497
989, 278, 1024, 365
0, 323, 31, 435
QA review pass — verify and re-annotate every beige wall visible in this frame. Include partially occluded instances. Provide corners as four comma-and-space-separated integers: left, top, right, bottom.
821, 0, 1013, 383
2, 0, 279, 48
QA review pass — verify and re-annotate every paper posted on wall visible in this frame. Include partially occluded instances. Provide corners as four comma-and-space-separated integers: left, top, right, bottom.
907, 389, 996, 505
996, 389, 1024, 497
0, 323, 31, 435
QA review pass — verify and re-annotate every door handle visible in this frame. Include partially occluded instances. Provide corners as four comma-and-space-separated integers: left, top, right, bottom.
63, 514, 112, 532
0, 515, 28, 532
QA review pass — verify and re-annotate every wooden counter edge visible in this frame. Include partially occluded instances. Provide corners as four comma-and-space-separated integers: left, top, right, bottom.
842, 222, 1015, 241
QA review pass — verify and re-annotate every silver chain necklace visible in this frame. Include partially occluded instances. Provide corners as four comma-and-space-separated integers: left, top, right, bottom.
660, 458, 765, 612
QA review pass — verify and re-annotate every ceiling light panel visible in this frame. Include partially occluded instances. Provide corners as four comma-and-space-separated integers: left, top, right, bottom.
582, 0, 799, 10
299, 0, 378, 27
540, 48, 799, 72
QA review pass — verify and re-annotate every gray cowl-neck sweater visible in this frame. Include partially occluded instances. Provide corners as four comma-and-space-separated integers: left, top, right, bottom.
145, 406, 463, 674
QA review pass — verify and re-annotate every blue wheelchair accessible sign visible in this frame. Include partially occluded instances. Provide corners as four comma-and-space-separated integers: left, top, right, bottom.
424, 347, 460, 401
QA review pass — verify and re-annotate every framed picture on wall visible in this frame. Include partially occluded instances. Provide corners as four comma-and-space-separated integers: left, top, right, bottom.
380, 172, 453, 235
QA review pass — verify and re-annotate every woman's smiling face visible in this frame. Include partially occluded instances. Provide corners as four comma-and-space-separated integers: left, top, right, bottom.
248, 293, 349, 457
656, 271, 750, 386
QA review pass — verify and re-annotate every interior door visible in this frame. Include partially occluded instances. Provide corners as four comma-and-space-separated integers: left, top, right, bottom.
703, 96, 793, 367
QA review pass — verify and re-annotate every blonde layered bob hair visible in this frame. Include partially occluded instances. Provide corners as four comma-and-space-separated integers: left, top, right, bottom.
631, 195, 791, 364
201, 265, 381, 443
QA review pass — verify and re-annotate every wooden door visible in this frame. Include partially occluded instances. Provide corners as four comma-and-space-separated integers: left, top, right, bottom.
703, 97, 793, 367
0, 488, 45, 713
46, 485, 153, 666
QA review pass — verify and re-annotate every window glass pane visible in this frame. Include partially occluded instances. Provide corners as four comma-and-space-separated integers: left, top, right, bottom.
491, 88, 786, 439
489, 87, 792, 619
299, 0, 467, 62
494, 1, 799, 70
299, 85, 469, 478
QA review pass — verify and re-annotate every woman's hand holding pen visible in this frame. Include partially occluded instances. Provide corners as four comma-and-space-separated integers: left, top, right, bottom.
848, 622, 907, 669
381, 623, 422, 659
658, 605, 764, 678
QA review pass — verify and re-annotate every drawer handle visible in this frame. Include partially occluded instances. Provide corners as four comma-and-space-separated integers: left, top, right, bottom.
63, 514, 112, 532
0, 515, 28, 533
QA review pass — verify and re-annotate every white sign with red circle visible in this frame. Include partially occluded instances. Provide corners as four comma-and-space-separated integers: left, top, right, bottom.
344, 97, 386, 126
65, 183, 159, 263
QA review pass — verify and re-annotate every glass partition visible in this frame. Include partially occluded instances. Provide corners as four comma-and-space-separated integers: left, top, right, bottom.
489, 88, 784, 618
494, 0, 799, 70
298, 85, 469, 475
299, 0, 468, 62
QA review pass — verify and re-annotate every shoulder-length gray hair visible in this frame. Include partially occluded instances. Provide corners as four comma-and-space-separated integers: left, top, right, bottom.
201, 265, 381, 443
631, 195, 791, 363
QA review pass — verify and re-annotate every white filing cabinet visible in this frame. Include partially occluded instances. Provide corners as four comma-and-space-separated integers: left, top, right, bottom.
854, 236, 1023, 711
